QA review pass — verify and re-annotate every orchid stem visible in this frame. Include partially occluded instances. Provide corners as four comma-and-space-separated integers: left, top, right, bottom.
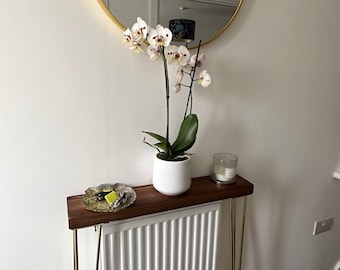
184, 40, 202, 119
161, 46, 170, 158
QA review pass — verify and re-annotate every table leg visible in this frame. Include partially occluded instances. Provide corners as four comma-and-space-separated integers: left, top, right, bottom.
238, 196, 248, 270
230, 199, 236, 270
230, 196, 248, 270
96, 225, 103, 270
73, 229, 79, 270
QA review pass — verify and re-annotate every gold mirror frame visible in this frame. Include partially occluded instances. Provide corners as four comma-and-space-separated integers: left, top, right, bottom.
97, 0, 243, 49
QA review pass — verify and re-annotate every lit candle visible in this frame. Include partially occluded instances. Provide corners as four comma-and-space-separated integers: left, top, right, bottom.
215, 168, 235, 181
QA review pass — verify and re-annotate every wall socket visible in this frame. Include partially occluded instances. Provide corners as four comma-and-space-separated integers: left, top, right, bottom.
313, 217, 334, 235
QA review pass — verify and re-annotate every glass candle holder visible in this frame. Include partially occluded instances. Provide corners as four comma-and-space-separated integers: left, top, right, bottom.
212, 153, 238, 184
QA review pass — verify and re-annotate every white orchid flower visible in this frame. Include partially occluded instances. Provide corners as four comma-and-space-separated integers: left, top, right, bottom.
131, 17, 149, 42
173, 83, 182, 93
124, 28, 145, 53
123, 28, 132, 45
198, 70, 211, 87
189, 53, 206, 68
129, 41, 144, 54
175, 66, 185, 81
165, 45, 190, 65
147, 25, 172, 47
147, 45, 161, 61
173, 66, 185, 93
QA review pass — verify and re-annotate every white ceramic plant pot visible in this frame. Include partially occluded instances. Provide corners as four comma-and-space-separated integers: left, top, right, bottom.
152, 154, 192, 196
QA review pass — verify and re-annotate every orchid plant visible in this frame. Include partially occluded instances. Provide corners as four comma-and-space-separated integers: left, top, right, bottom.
123, 17, 211, 161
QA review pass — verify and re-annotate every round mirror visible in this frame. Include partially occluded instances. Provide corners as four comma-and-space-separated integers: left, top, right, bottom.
98, 0, 243, 48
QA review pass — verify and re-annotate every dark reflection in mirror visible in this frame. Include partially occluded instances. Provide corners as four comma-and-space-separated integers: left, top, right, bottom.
100, 0, 242, 48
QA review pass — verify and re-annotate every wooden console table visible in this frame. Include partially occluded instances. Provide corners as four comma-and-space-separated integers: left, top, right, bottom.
67, 175, 254, 270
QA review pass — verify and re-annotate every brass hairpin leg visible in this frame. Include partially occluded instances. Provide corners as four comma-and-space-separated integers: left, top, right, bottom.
73, 230, 79, 270
238, 196, 248, 270
96, 225, 103, 270
230, 196, 248, 270
230, 198, 236, 270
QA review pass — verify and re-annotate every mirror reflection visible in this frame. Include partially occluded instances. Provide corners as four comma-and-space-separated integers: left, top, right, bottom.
100, 0, 242, 48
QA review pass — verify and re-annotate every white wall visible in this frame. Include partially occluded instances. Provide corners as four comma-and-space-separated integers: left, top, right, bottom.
0, 0, 339, 269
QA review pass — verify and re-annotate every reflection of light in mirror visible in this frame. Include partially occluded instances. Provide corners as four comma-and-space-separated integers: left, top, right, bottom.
103, 0, 241, 48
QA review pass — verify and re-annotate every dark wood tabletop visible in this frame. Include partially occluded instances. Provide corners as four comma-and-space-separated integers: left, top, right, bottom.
67, 175, 254, 230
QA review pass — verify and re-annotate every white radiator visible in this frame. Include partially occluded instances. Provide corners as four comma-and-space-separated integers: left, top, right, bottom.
100, 202, 222, 270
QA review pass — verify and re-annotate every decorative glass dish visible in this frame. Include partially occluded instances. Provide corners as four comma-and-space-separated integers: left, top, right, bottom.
82, 183, 136, 212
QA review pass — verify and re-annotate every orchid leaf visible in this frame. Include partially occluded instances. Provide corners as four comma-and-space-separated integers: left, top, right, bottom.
170, 114, 198, 157
142, 131, 169, 152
